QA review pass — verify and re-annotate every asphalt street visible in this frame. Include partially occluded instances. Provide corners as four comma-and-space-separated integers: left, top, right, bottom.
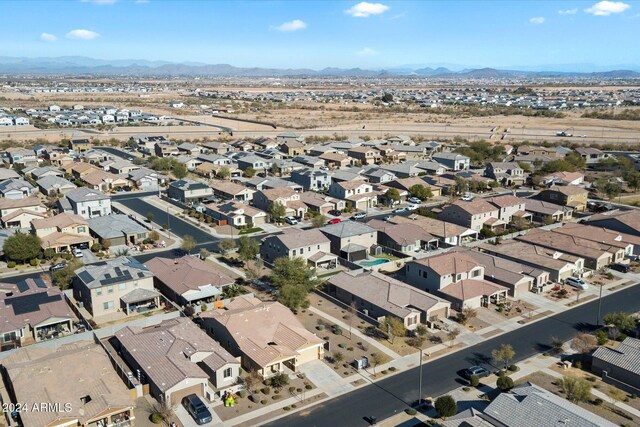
264, 284, 640, 427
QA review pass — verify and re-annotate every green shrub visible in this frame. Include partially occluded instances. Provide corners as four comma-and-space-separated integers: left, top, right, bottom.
296, 388, 302, 393
469, 375, 480, 387
30, 258, 38, 267
261, 387, 271, 395
333, 327, 343, 335
574, 361, 583, 370
291, 404, 297, 409
272, 394, 282, 400
405, 408, 418, 415
305, 384, 313, 390
91, 243, 102, 252
283, 406, 291, 411
497, 376, 514, 391
289, 386, 296, 393
261, 399, 268, 405
389, 367, 397, 372
7, 261, 16, 268
508, 364, 520, 372
593, 398, 604, 406
150, 412, 163, 424
316, 324, 325, 331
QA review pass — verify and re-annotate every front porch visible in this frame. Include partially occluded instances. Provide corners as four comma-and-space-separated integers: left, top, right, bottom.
308, 251, 338, 269
35, 318, 74, 342
87, 407, 134, 427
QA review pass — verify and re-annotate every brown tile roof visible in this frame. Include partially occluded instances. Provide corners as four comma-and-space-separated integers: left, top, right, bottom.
0, 196, 45, 211
328, 270, 448, 319
270, 228, 330, 249
259, 187, 297, 201
2, 341, 133, 427
145, 256, 234, 295
115, 318, 238, 392
439, 279, 508, 301
411, 251, 480, 276
31, 212, 87, 230
367, 221, 436, 245
486, 194, 526, 208
201, 296, 322, 367
390, 216, 470, 239
450, 198, 498, 215
546, 185, 588, 196
215, 181, 251, 196
517, 228, 619, 260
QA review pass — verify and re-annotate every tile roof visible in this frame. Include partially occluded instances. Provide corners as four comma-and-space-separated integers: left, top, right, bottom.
320, 220, 376, 238
87, 214, 148, 239
593, 337, 640, 376
31, 212, 87, 230
65, 187, 109, 203
439, 279, 508, 301
74, 256, 152, 289
268, 228, 330, 249
411, 251, 480, 276
145, 256, 234, 296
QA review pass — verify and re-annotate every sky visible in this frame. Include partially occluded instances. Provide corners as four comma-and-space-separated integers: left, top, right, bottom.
1, 0, 639, 71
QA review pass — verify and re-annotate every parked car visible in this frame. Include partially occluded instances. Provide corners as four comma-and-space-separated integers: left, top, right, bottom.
610, 263, 631, 273
328, 218, 342, 225
72, 248, 84, 258
328, 209, 342, 217
393, 207, 408, 214
407, 204, 419, 211
351, 212, 366, 220
49, 263, 66, 272
460, 194, 473, 201
383, 215, 393, 221
462, 366, 490, 379
182, 394, 212, 425
76, 242, 89, 250
284, 216, 298, 225
565, 276, 588, 290
407, 196, 422, 204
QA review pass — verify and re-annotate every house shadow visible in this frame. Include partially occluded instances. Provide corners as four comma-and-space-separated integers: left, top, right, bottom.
456, 399, 490, 413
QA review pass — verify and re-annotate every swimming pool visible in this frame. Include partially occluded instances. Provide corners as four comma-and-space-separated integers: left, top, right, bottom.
359, 258, 390, 267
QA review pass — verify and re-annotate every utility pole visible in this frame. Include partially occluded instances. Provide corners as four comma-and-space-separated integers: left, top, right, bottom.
166, 206, 171, 239
597, 283, 604, 326
418, 347, 424, 409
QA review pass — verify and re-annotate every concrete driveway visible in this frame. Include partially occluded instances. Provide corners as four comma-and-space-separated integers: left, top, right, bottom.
174, 400, 223, 427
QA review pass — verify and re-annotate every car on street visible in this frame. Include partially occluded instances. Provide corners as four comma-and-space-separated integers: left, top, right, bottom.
565, 276, 588, 290
407, 204, 419, 211
284, 216, 298, 225
328, 218, 342, 225
460, 194, 473, 201
182, 394, 212, 425
462, 366, 491, 379
393, 207, 408, 214
72, 248, 84, 258
328, 209, 342, 217
383, 215, 393, 221
407, 196, 422, 204
610, 263, 631, 273
351, 212, 366, 220
49, 263, 66, 272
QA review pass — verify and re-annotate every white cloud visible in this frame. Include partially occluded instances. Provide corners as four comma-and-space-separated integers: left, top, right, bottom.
346, 2, 389, 17
356, 47, 377, 56
80, 0, 118, 4
558, 8, 578, 15
66, 29, 100, 40
273, 19, 307, 32
529, 16, 545, 24
585, 1, 630, 16
40, 33, 57, 42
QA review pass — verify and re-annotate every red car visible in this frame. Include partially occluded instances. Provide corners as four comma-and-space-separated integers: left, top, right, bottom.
327, 218, 342, 225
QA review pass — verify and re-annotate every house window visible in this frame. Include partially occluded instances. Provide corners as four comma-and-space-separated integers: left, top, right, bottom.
119, 283, 127, 290
103, 301, 114, 310
456, 274, 462, 281
471, 269, 481, 278
96, 288, 103, 296
300, 248, 304, 254
77, 226, 86, 233
292, 250, 296, 256
107, 286, 114, 293
223, 367, 233, 379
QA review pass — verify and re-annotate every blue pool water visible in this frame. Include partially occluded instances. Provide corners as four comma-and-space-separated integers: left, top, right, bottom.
359, 258, 390, 267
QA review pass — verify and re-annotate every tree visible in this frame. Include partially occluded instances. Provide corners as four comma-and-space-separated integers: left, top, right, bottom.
608, 385, 626, 407
370, 352, 384, 375
272, 257, 319, 311
243, 167, 256, 178
172, 163, 188, 179
238, 236, 259, 262
550, 337, 565, 355
146, 212, 155, 223
625, 170, 640, 192
456, 306, 478, 325
268, 372, 290, 389
496, 375, 514, 391
434, 395, 457, 419
381, 317, 406, 344
604, 182, 622, 200
268, 202, 287, 223
52, 259, 83, 290
409, 184, 433, 201
381, 93, 394, 103
571, 333, 597, 355
558, 376, 592, 403
333, 351, 344, 364
149, 230, 160, 241
492, 344, 515, 370
181, 235, 196, 254
217, 166, 231, 180
447, 328, 460, 348
603, 311, 637, 333
270, 163, 281, 177
386, 188, 401, 205
199, 248, 211, 260
517, 161, 532, 173
415, 324, 428, 338
218, 239, 236, 255
243, 369, 260, 394
311, 214, 327, 228
3, 232, 41, 263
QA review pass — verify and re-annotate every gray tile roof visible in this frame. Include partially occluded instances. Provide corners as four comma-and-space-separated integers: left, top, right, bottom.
87, 214, 148, 239
593, 337, 640, 376
484, 382, 616, 427
320, 220, 376, 238
65, 187, 109, 203
75, 256, 152, 289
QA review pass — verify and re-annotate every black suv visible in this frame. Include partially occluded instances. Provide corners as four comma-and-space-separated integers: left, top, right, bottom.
610, 263, 631, 273
182, 394, 212, 425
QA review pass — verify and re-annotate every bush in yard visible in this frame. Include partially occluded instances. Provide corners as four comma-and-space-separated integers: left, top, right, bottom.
261, 399, 267, 405
405, 408, 418, 415
91, 243, 101, 252
150, 413, 163, 424
268, 373, 289, 389
283, 406, 291, 411
7, 261, 16, 268
434, 395, 457, 419
261, 387, 271, 395
305, 384, 313, 390
593, 398, 603, 406
574, 361, 582, 369
389, 367, 397, 372
316, 324, 325, 331
30, 258, 38, 266
296, 387, 302, 393
469, 375, 480, 387
595, 330, 608, 345
272, 394, 282, 400
497, 376, 514, 391
508, 364, 519, 372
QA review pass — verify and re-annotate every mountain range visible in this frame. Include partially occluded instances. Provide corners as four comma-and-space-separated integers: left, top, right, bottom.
0, 56, 639, 78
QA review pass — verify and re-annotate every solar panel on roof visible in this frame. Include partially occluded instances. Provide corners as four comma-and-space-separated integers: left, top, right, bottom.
104, 273, 111, 279
16, 281, 29, 293
34, 279, 47, 289
6, 293, 63, 316
114, 267, 122, 275
78, 271, 94, 283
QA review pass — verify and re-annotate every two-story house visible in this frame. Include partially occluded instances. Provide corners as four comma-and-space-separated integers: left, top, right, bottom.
253, 187, 307, 218
432, 152, 470, 171
348, 146, 381, 165
62, 187, 111, 219
168, 179, 214, 204
405, 251, 508, 310
486, 194, 531, 224
438, 199, 503, 232
31, 212, 93, 253
328, 181, 377, 211
539, 185, 588, 211
0, 178, 36, 200
290, 169, 332, 191
73, 256, 159, 318
0, 196, 48, 228
261, 228, 337, 268
319, 221, 377, 261
154, 141, 180, 157
484, 162, 526, 186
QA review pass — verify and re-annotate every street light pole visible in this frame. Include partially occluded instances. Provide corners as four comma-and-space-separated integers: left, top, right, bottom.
166, 206, 171, 239
597, 284, 604, 326
418, 347, 424, 408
